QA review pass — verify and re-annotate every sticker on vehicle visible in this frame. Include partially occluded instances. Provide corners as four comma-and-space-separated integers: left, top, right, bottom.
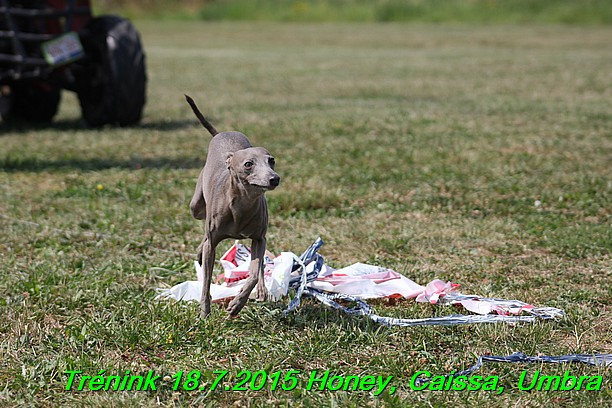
41, 32, 85, 66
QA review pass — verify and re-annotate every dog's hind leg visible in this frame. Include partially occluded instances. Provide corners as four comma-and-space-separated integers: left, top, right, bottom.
190, 169, 206, 220
254, 237, 270, 301
226, 237, 266, 316
199, 234, 216, 319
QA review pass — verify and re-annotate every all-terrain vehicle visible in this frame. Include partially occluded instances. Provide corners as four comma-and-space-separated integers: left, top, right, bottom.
0, 0, 146, 126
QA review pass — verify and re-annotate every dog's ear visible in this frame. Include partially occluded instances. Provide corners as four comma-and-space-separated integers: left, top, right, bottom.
225, 152, 234, 169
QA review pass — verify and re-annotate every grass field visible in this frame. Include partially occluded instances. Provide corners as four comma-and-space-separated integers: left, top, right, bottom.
98, 0, 612, 25
1, 21, 611, 406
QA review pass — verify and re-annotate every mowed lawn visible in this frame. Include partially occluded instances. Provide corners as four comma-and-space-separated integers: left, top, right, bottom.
1, 21, 610, 406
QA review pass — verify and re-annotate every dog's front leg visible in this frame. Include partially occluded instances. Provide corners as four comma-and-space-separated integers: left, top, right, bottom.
199, 235, 216, 319
226, 237, 265, 316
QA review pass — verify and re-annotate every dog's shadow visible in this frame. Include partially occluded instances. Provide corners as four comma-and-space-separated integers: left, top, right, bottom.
0, 118, 193, 133
1, 118, 201, 172
0, 155, 203, 172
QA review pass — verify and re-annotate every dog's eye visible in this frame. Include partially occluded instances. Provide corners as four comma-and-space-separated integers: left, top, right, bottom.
268, 158, 275, 167
244, 161, 254, 169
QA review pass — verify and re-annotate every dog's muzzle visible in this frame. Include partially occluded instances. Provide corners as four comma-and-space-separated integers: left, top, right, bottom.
268, 174, 281, 189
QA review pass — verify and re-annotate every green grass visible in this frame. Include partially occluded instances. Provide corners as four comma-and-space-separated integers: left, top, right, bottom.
98, 0, 612, 24
1, 22, 611, 406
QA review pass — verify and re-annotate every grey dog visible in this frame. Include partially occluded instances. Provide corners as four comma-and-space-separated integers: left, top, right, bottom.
185, 95, 280, 319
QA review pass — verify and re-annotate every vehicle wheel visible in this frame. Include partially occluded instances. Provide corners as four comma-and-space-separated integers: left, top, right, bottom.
77, 15, 146, 127
1, 82, 61, 123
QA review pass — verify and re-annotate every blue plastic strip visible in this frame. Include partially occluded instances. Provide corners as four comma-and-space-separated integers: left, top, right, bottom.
414, 352, 612, 386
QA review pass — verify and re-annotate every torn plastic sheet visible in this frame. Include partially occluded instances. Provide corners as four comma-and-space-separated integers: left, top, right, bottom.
279, 238, 564, 325
155, 238, 565, 325
414, 352, 612, 387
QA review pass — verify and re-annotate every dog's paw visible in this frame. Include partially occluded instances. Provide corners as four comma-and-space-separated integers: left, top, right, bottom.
226, 298, 244, 316
225, 303, 237, 316
199, 308, 211, 320
255, 282, 271, 302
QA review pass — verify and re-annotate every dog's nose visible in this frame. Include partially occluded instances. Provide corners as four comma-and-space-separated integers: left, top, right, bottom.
269, 175, 280, 187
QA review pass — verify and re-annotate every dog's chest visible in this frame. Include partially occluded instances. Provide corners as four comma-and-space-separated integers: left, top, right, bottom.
215, 200, 267, 240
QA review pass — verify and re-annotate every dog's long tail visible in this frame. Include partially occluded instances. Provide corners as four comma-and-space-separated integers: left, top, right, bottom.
185, 94, 219, 136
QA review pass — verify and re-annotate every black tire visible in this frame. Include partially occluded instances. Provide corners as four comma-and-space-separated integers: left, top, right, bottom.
77, 15, 146, 127
1, 81, 61, 123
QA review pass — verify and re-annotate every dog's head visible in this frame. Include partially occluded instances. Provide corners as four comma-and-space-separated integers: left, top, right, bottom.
226, 147, 280, 191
